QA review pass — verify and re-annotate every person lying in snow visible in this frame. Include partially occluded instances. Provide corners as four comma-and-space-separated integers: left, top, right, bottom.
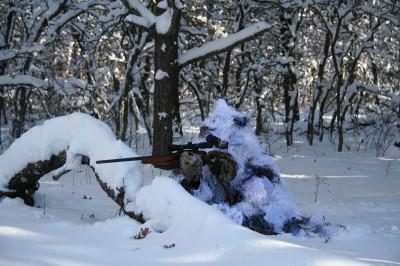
173, 99, 335, 237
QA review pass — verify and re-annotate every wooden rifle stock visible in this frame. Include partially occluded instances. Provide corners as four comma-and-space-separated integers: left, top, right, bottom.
142, 154, 180, 170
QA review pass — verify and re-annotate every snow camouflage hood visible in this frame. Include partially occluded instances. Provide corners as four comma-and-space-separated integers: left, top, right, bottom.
179, 99, 335, 237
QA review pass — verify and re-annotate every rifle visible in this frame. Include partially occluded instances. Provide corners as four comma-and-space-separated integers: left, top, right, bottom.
96, 135, 228, 170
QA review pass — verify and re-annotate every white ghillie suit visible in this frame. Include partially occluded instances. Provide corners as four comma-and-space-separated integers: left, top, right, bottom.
178, 100, 333, 236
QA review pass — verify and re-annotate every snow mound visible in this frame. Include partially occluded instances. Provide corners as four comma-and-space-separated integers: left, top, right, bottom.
132, 177, 367, 265
136, 177, 233, 236
0, 113, 143, 206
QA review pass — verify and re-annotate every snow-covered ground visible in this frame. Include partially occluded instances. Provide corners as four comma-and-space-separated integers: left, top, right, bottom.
1, 138, 398, 266
275, 142, 400, 265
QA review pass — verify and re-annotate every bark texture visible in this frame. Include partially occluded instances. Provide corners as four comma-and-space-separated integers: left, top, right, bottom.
4, 151, 67, 205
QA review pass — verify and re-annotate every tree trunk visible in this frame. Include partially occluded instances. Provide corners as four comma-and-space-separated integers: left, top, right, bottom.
318, 89, 330, 142
280, 7, 299, 147
307, 31, 331, 145
138, 54, 153, 145
152, 8, 182, 155
222, 50, 232, 97
12, 88, 28, 138
333, 60, 343, 151
307, 87, 319, 145
254, 76, 263, 136
112, 74, 121, 137
329, 110, 337, 142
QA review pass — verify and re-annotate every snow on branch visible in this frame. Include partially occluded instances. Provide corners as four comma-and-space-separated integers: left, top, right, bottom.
128, 0, 156, 23
28, 0, 64, 43
1, 1, 109, 61
0, 75, 50, 88
46, 0, 108, 40
123, 0, 173, 34
0, 75, 89, 92
125, 14, 153, 28
178, 22, 271, 67
0, 45, 44, 62
121, 0, 156, 29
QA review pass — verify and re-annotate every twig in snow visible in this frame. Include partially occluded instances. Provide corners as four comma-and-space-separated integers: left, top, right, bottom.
163, 243, 176, 249
314, 175, 321, 203
133, 227, 151, 240
43, 193, 46, 216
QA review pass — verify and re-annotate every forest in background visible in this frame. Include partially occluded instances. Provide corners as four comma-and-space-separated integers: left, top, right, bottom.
0, 0, 398, 155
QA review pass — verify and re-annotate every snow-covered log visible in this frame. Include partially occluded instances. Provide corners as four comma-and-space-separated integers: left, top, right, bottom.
0, 113, 144, 222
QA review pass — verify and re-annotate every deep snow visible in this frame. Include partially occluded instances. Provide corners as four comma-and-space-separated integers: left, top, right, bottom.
1, 139, 399, 265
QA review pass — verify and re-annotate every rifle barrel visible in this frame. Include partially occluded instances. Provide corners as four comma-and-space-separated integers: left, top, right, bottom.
96, 153, 180, 164
96, 157, 146, 164
96, 139, 221, 165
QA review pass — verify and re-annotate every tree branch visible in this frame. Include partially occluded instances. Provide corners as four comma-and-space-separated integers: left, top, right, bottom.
178, 22, 271, 67
119, 0, 156, 28
0, 75, 50, 89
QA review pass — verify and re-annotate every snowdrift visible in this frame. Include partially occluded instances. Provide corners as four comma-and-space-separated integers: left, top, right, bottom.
0, 177, 368, 265
131, 177, 367, 266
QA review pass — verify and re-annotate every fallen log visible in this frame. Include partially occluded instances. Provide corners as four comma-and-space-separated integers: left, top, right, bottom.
0, 152, 144, 223
3, 151, 67, 205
